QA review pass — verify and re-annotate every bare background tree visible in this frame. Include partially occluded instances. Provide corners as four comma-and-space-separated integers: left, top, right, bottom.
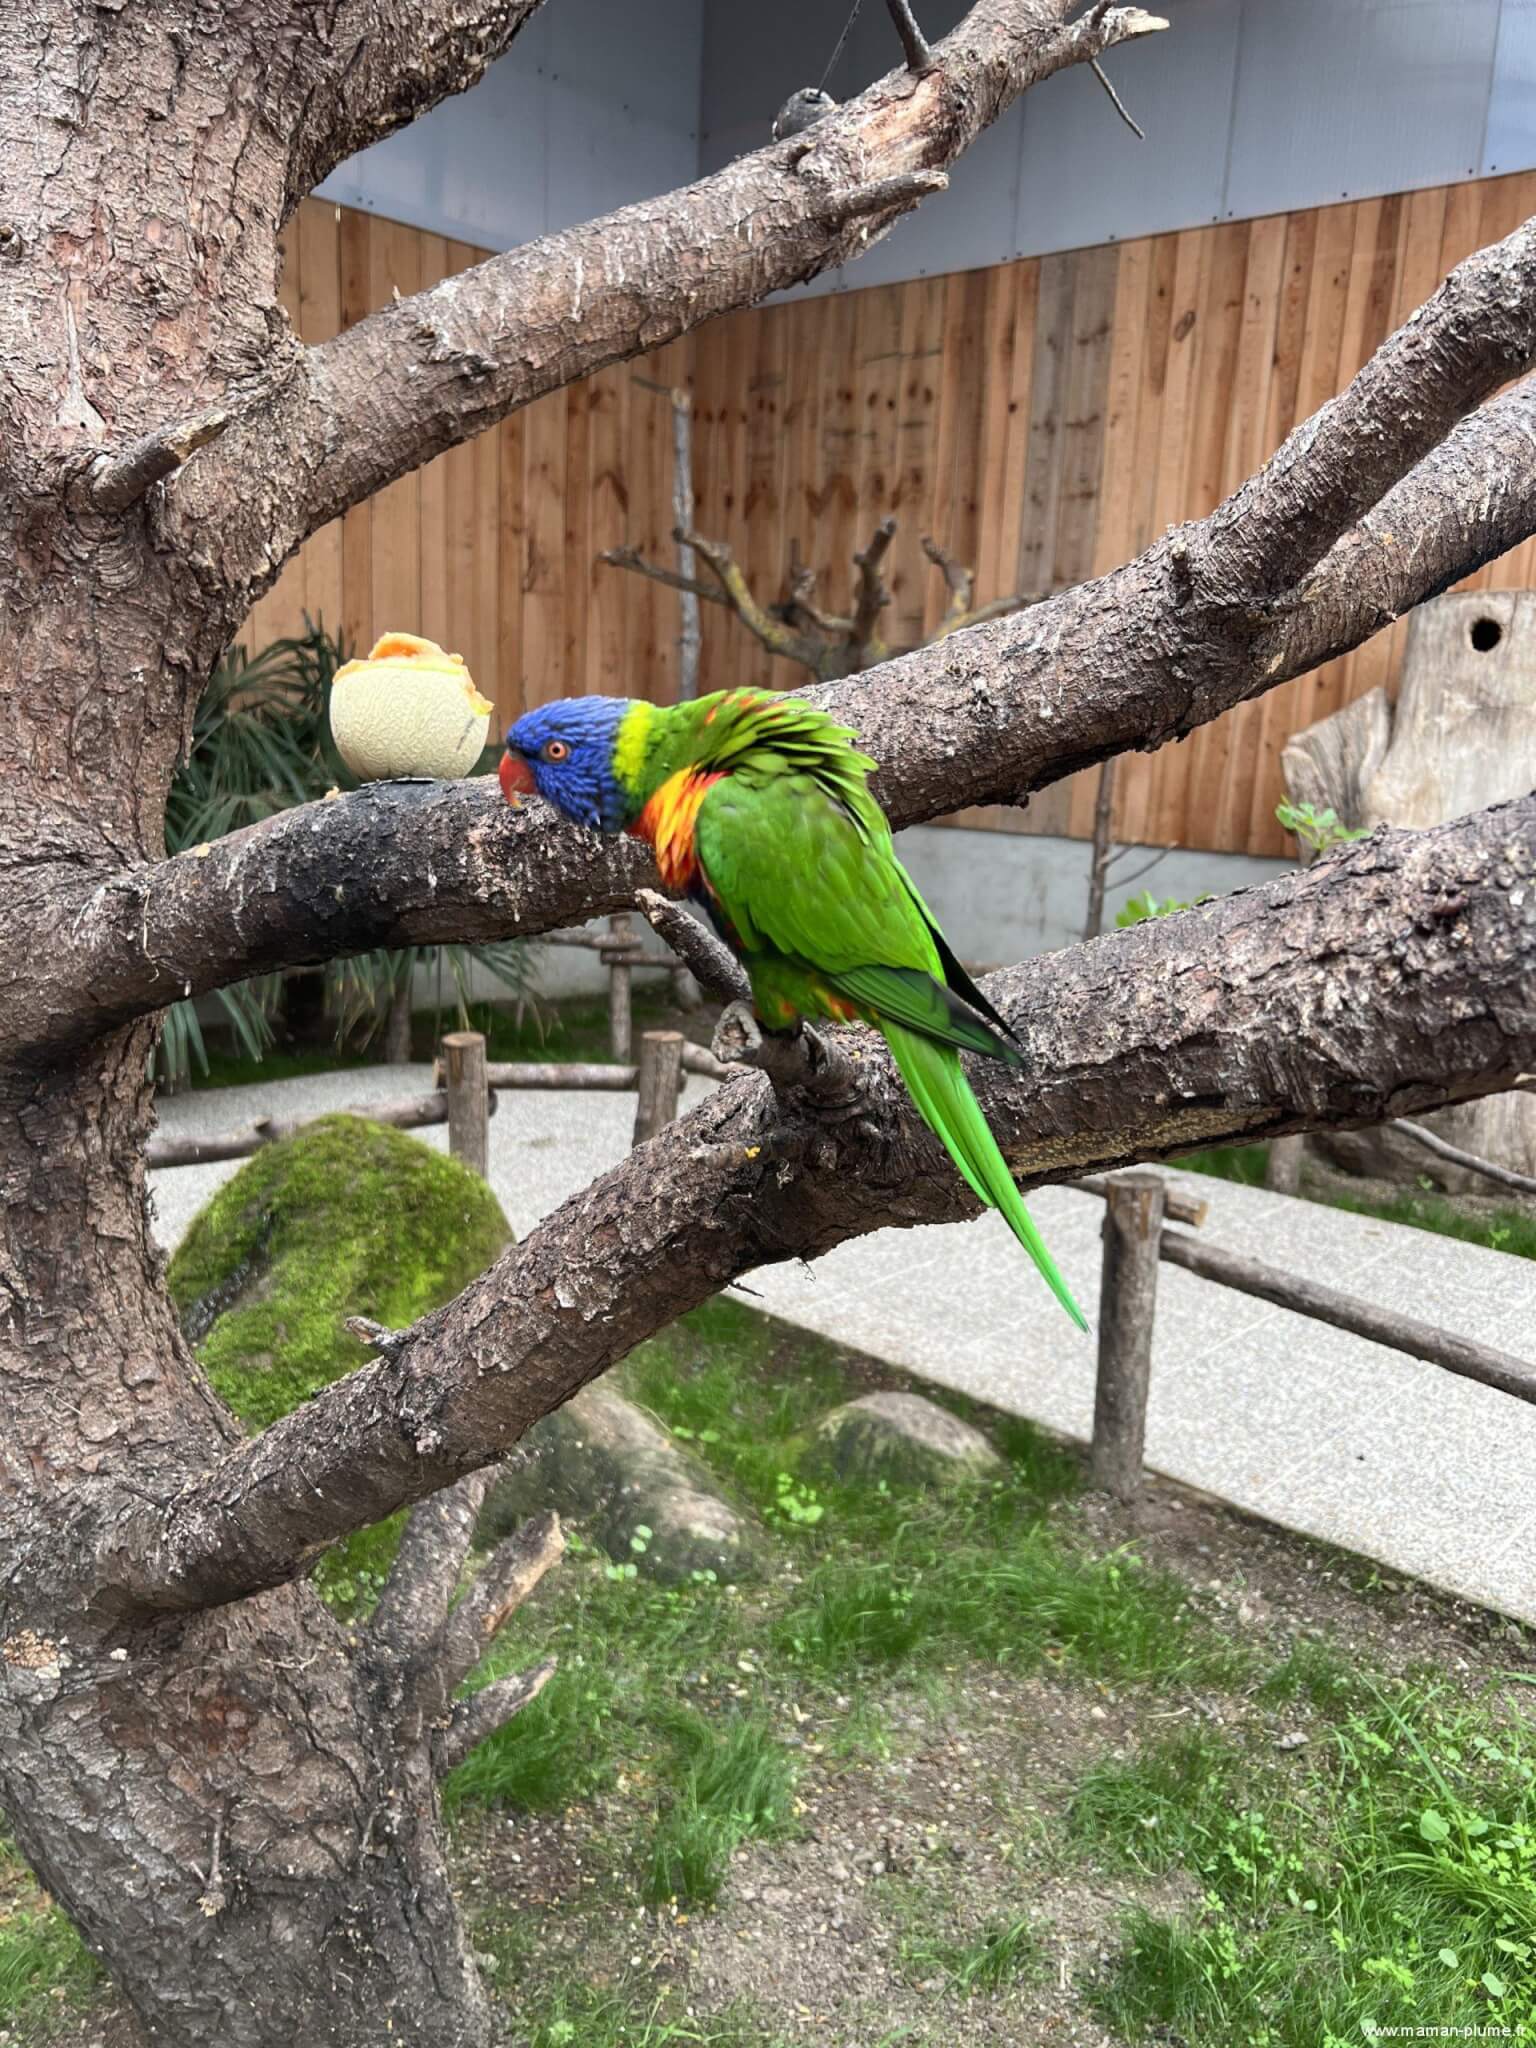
3, 2, 1536, 2043
603, 513, 1039, 679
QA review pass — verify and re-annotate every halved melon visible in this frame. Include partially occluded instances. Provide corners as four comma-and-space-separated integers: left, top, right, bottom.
329, 632, 493, 781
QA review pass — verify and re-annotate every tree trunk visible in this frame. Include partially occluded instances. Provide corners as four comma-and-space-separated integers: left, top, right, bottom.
383, 976, 415, 1064
1282, 590, 1536, 1183
0, 1042, 497, 2047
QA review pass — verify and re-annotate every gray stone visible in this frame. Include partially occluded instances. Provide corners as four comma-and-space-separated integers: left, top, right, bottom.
480, 1379, 758, 1584
809, 1391, 1002, 1490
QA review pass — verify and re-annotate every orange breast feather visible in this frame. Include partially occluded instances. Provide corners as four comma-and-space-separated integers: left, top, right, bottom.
630, 769, 725, 890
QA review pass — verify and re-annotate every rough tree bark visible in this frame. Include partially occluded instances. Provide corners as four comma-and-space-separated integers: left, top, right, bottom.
0, 5, 1177, 2045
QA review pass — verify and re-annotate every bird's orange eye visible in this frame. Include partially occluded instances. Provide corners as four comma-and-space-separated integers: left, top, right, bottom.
542, 739, 570, 763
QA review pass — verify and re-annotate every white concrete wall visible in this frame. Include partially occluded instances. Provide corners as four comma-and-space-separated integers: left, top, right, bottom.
891, 824, 1290, 967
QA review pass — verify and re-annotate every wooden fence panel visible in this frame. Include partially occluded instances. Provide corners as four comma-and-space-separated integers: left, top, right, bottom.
241, 175, 1536, 856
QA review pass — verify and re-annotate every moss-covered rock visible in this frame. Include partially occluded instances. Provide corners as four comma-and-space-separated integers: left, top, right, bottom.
807, 1391, 1003, 1491
168, 1113, 511, 1430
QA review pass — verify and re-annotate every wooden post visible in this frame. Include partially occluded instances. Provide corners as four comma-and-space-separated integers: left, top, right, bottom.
632, 1030, 685, 1147
442, 1030, 488, 1179
1083, 757, 1117, 940
607, 913, 634, 1061
1265, 1133, 1305, 1194
671, 387, 701, 703
1091, 1171, 1165, 1500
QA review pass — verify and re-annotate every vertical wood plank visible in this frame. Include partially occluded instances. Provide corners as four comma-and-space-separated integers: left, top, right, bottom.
587, 366, 630, 695
368, 220, 422, 635
416, 232, 452, 654
563, 360, 593, 695
520, 389, 568, 707
339, 208, 375, 663
890, 277, 946, 649
1015, 251, 1076, 606
819, 286, 868, 622
990, 259, 1041, 610
743, 302, 791, 669
1202, 213, 1286, 852
496, 403, 528, 729
297, 201, 344, 648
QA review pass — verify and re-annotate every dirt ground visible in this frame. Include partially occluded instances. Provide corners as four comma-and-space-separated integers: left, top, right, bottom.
20, 1441, 1532, 2048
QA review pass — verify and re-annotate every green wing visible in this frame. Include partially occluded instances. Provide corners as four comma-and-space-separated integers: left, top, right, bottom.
696, 766, 1015, 1061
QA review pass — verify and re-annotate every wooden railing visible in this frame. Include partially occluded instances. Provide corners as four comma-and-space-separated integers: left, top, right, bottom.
151, 1039, 1533, 1512
1087, 1170, 1536, 1501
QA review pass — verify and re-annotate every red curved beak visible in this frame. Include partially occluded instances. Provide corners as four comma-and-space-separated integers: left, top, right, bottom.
499, 750, 536, 805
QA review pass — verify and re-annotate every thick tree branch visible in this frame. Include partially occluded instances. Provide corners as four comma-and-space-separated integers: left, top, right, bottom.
171, 0, 1168, 585
438, 1657, 558, 1776
277, 2, 550, 211
80, 797, 1536, 1617
1258, 375, 1536, 680
635, 889, 752, 1007
33, 336, 1536, 1065
365, 1470, 495, 1665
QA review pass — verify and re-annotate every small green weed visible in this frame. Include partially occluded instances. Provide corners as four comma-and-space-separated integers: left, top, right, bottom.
900, 1914, 1044, 1994
644, 1713, 796, 1905
1274, 799, 1367, 855
1093, 1682, 1536, 2043
527, 1984, 785, 2046
0, 1895, 98, 2022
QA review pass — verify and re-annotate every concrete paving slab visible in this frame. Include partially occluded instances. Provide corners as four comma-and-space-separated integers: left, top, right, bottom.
148, 1067, 1536, 1623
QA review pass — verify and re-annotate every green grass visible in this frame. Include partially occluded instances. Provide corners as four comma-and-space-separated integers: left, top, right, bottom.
1327, 1185, 1536, 1263
1086, 1682, 1536, 2043
899, 1913, 1045, 1994
1069, 1725, 1246, 1876
444, 1298, 1246, 1944
1173, 1141, 1272, 1188
645, 1712, 797, 1905
0, 1842, 98, 2024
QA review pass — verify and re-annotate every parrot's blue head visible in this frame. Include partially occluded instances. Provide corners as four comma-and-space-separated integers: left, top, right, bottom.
500, 696, 637, 831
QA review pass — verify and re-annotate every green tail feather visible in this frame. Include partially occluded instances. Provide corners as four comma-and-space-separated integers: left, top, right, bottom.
883, 1025, 1089, 1333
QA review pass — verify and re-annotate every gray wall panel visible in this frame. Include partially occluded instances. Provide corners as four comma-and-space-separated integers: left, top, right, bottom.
1225, 0, 1501, 220
1014, 0, 1240, 256
1485, 0, 1536, 172
318, 0, 1536, 285
318, 0, 702, 250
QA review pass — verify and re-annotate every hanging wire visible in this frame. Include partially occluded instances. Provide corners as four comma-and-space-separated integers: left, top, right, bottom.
818, 0, 865, 94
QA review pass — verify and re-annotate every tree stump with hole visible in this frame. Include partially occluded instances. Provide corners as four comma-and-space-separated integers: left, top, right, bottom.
1282, 591, 1536, 1187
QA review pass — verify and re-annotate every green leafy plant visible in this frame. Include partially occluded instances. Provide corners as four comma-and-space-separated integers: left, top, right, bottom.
1115, 890, 1214, 927
1275, 798, 1368, 855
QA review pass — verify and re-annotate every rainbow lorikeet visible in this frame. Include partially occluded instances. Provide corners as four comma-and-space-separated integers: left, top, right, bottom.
500, 689, 1086, 1329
